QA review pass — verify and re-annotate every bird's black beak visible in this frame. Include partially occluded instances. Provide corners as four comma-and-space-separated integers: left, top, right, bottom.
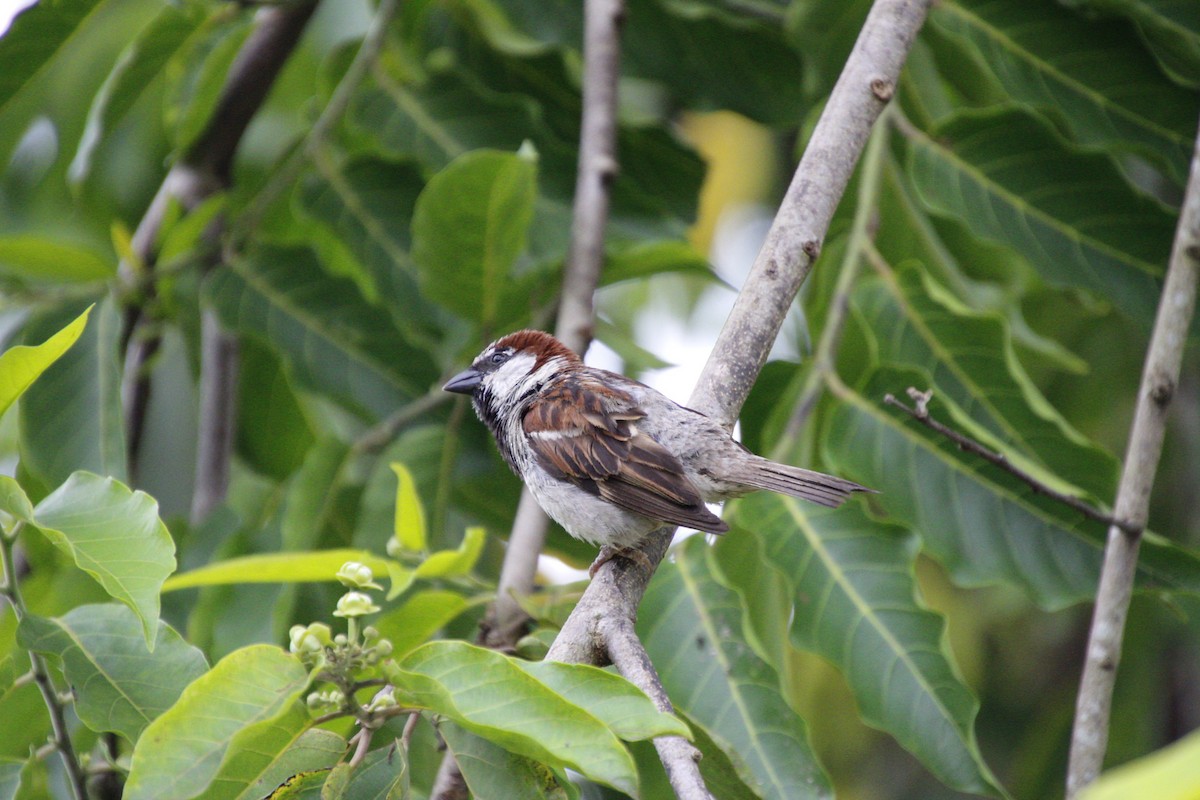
443, 367, 483, 395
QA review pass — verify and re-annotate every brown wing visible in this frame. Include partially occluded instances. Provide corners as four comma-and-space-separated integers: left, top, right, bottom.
523, 375, 728, 532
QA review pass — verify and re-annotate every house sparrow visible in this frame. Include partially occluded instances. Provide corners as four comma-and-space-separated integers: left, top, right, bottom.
444, 330, 871, 573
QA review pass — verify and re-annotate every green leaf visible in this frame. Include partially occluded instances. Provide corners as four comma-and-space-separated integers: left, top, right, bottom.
0, 306, 90, 419
932, 0, 1199, 182
163, 549, 392, 592
205, 245, 437, 421
16, 604, 208, 743
825, 367, 1200, 607
410, 149, 537, 330
125, 645, 311, 800
0, 758, 23, 800
206, 704, 339, 800
640, 537, 833, 800
733, 497, 1005, 796
68, 2, 209, 183
441, 723, 575, 800
907, 107, 1176, 329
0, 238, 112, 283
0, 477, 34, 525
0, 0, 105, 113
413, 527, 485, 579
373, 590, 473, 658
320, 742, 408, 800
27, 472, 175, 648
390, 462, 427, 553
855, 265, 1119, 499
1061, 0, 1200, 89
386, 641, 681, 794
17, 300, 126, 491
1080, 727, 1200, 800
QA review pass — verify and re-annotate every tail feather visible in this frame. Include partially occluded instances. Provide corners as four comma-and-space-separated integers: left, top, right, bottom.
732, 459, 874, 508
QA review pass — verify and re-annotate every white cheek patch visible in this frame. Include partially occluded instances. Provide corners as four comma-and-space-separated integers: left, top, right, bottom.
486, 352, 539, 398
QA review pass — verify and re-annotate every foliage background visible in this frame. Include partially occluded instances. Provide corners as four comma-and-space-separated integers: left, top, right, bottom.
0, 0, 1197, 798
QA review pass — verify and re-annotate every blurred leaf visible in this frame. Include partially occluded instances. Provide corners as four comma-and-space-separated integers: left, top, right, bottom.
391, 462, 427, 553
600, 240, 720, 286
0, 238, 112, 283
442, 722, 575, 800
907, 107, 1175, 328
826, 367, 1200, 607
0, 305, 89, 418
413, 527, 485, 579
386, 641, 686, 794
166, 10, 251, 153
855, 265, 1119, 499
1080, 727, 1200, 800
235, 339, 316, 481
17, 604, 207, 742
411, 149, 538, 331
25, 472, 175, 648
68, 2, 209, 183
205, 245, 437, 421
0, 477, 34, 523
18, 300, 126, 493
734, 497, 1005, 796
374, 590, 473, 658
785, 0, 872, 99
932, 0, 1199, 182
1062, 0, 1200, 88
125, 645, 310, 800
640, 537, 833, 800
163, 549, 391, 592
0, 0, 104, 113
0, 758, 20, 800
320, 742, 408, 800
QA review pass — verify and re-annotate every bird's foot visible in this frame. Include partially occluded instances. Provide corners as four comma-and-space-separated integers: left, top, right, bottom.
589, 544, 654, 578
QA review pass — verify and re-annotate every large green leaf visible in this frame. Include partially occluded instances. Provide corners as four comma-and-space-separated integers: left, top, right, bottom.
0, 0, 106, 113
386, 641, 687, 794
441, 723, 575, 800
16, 604, 207, 743
410, 149, 538, 331
732, 497, 1005, 796
825, 367, 1200, 608
0, 238, 112, 283
907, 107, 1176, 328
373, 590, 473, 659
932, 0, 1199, 182
205, 704, 340, 800
22, 472, 175, 647
854, 265, 1118, 498
639, 537, 833, 800
125, 645, 310, 800
320, 742, 408, 800
68, 2, 209, 183
0, 306, 90, 419
1061, 0, 1200, 88
204, 245, 437, 421
17, 300, 126, 493
163, 549, 391, 592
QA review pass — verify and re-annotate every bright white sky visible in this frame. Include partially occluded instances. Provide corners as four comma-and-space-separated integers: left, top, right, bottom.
0, 0, 34, 36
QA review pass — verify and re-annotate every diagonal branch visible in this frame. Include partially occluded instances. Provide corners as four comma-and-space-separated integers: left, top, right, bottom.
1066, 110, 1200, 797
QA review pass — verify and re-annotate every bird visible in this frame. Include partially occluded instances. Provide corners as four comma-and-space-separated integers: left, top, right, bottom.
444, 329, 872, 574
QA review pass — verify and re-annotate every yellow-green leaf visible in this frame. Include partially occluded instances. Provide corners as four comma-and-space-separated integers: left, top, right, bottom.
0, 306, 91, 418
391, 461, 427, 553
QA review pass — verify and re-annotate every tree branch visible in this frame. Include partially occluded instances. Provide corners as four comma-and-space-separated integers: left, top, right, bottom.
883, 388, 1137, 533
547, 0, 931, 666
1066, 111, 1200, 797
119, 2, 318, 487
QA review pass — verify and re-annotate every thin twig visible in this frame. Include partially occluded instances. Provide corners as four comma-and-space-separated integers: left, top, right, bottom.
1066, 111, 1200, 797
348, 726, 374, 768
191, 312, 239, 524
547, 0, 932, 667
777, 114, 891, 457
400, 712, 421, 752
882, 389, 1137, 533
234, 0, 402, 240
1, 528, 88, 800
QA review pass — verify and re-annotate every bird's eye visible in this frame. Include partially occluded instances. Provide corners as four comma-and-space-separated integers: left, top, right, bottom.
489, 352, 508, 365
